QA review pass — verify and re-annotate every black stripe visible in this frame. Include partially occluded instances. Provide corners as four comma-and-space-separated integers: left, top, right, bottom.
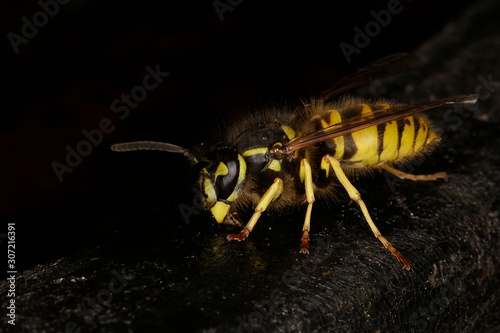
314, 117, 322, 128
342, 133, 357, 160
376, 123, 386, 161
341, 106, 363, 160
327, 136, 337, 157
412, 116, 420, 153
422, 122, 429, 148
310, 116, 337, 159
323, 112, 338, 157
396, 118, 411, 157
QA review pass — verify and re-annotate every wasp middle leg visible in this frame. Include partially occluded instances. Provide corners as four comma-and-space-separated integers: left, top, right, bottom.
299, 158, 315, 254
323, 155, 411, 270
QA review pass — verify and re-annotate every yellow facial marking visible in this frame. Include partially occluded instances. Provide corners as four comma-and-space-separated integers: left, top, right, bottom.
242, 147, 268, 157
281, 125, 296, 140
210, 201, 231, 223
215, 162, 229, 178
226, 192, 238, 202
237, 154, 246, 183
268, 159, 281, 172
203, 177, 217, 204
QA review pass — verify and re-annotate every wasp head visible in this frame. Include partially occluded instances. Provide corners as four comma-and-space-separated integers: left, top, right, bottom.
110, 140, 248, 225
197, 144, 247, 225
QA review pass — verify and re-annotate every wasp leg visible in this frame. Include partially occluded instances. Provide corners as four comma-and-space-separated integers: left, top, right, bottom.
226, 178, 283, 243
299, 158, 315, 254
324, 155, 411, 270
382, 165, 447, 181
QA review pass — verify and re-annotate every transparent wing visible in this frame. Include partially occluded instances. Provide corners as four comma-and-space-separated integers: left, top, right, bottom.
276, 94, 478, 156
320, 53, 424, 100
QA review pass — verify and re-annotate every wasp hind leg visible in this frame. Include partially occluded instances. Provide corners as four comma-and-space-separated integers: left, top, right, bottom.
226, 178, 283, 242
382, 165, 447, 181
323, 155, 411, 270
299, 158, 315, 254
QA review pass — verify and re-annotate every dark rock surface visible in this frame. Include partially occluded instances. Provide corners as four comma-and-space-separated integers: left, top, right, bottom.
1, 0, 499, 332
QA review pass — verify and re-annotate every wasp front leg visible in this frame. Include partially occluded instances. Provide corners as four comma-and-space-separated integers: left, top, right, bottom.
223, 211, 244, 227
226, 178, 283, 242
299, 158, 315, 254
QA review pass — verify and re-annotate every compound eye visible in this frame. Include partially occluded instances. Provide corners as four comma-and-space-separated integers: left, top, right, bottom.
214, 152, 240, 200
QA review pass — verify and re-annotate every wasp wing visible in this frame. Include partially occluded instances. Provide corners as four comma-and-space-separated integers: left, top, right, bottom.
320, 53, 424, 101
278, 94, 478, 156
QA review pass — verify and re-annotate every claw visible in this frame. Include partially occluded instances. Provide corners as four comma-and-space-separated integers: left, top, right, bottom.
299, 231, 310, 254
226, 228, 249, 242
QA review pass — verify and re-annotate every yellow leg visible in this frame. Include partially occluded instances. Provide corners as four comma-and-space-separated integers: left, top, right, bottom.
382, 165, 447, 181
324, 155, 411, 270
226, 178, 283, 242
299, 158, 315, 254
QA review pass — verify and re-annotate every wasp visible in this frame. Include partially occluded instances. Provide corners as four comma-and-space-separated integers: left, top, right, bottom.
111, 53, 477, 270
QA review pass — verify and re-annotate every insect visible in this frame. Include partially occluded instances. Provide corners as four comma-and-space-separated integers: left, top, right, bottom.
111, 53, 477, 270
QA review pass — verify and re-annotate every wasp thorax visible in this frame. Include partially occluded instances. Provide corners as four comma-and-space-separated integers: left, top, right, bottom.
235, 124, 296, 174
198, 145, 247, 224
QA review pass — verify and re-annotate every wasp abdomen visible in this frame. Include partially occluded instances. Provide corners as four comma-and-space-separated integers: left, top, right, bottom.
309, 103, 440, 169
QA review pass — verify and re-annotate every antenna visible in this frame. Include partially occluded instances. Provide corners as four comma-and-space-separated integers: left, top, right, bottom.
111, 141, 198, 163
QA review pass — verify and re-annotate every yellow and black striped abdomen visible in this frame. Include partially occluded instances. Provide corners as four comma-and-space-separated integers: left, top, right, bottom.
312, 103, 440, 169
